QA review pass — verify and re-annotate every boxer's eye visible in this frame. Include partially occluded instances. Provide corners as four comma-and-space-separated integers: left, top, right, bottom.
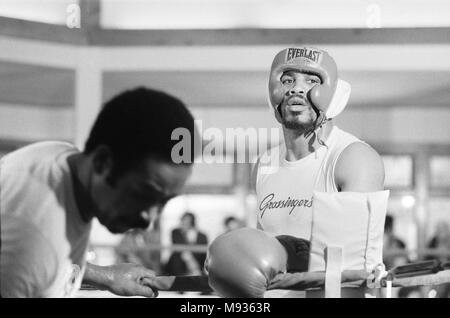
306, 76, 321, 84
281, 77, 294, 85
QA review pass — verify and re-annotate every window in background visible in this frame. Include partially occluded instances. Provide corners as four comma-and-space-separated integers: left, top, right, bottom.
430, 156, 450, 188
427, 198, 450, 240
387, 196, 419, 261
426, 198, 450, 263
382, 155, 414, 190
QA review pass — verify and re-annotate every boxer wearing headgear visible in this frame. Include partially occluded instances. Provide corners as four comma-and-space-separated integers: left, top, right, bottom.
251, 47, 387, 297
268, 47, 351, 138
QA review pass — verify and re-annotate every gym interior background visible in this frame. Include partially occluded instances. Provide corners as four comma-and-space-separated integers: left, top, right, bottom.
0, 0, 449, 297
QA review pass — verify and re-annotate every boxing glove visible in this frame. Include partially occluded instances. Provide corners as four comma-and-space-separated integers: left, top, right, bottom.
205, 228, 310, 298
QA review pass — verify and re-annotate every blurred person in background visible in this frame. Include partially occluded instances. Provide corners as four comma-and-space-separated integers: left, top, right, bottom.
426, 222, 450, 262
382, 214, 410, 298
164, 212, 208, 276
223, 215, 245, 233
424, 221, 450, 298
383, 214, 408, 270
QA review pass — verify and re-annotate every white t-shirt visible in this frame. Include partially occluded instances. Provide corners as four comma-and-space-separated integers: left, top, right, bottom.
256, 126, 364, 239
256, 126, 367, 298
1, 141, 92, 297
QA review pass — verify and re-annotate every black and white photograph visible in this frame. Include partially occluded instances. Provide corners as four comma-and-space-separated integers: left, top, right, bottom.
0, 0, 449, 302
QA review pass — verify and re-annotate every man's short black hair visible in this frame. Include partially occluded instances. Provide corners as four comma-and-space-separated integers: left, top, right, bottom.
85, 87, 198, 175
182, 212, 196, 228
224, 216, 238, 226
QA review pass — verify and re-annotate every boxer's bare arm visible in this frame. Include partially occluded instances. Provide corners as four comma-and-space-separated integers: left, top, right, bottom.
334, 142, 385, 192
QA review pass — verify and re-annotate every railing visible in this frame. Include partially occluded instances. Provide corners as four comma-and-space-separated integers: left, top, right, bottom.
383, 248, 450, 258
99, 243, 209, 253
92, 244, 450, 258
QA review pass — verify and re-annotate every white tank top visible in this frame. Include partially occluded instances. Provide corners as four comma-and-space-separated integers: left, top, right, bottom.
256, 126, 366, 241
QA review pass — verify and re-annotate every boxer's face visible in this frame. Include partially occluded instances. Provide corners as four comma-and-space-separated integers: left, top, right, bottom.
93, 157, 192, 234
226, 220, 241, 232
279, 70, 321, 130
180, 214, 195, 230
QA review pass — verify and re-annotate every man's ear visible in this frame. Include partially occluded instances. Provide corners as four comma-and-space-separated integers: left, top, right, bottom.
92, 145, 113, 175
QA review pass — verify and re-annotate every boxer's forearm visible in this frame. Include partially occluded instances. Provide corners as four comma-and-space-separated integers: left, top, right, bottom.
82, 263, 113, 290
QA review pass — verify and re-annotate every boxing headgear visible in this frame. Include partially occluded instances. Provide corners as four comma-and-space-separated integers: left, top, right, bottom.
268, 47, 351, 133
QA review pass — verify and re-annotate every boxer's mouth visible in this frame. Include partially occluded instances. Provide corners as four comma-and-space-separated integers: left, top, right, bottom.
286, 105, 307, 112
287, 97, 307, 110
286, 98, 307, 112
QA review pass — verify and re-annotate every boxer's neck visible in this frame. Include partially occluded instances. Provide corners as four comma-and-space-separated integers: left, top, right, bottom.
67, 153, 96, 223
283, 121, 333, 161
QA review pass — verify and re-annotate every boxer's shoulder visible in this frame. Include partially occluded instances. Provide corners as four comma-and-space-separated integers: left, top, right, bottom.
334, 142, 385, 192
